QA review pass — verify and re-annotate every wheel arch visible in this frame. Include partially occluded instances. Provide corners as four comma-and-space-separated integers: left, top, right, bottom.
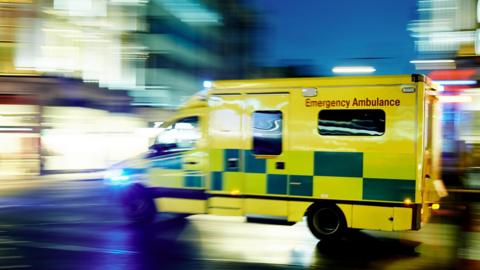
305, 201, 352, 228
306, 201, 349, 240
121, 182, 157, 224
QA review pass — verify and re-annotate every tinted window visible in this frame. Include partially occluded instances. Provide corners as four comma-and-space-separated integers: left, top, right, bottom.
318, 109, 385, 136
253, 111, 282, 155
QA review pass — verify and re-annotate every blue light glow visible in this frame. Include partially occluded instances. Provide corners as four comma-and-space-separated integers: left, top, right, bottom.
111, 175, 130, 182
105, 169, 131, 186
203, 80, 213, 88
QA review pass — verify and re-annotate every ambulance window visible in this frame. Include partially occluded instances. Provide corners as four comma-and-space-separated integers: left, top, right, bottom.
155, 116, 200, 151
318, 109, 385, 136
252, 111, 282, 155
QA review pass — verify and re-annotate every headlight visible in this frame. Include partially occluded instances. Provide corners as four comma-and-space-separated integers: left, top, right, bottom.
104, 169, 131, 186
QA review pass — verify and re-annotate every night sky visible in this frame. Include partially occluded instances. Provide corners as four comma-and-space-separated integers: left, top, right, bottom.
253, 0, 418, 76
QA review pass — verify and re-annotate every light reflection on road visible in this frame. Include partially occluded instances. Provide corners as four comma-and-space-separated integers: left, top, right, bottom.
0, 181, 470, 269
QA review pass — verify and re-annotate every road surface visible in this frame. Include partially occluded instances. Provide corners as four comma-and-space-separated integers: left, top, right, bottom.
0, 179, 477, 269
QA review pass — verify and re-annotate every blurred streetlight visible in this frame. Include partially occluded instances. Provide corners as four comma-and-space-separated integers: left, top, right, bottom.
332, 66, 376, 74
433, 80, 477, 85
410, 59, 455, 64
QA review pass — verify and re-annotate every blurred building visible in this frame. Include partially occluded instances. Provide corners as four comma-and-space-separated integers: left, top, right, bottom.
0, 76, 150, 177
409, 0, 480, 186
409, 0, 477, 57
1, 0, 258, 108
0, 0, 259, 176
136, 0, 258, 108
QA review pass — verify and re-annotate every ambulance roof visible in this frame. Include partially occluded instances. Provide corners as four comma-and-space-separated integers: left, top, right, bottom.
210, 74, 429, 91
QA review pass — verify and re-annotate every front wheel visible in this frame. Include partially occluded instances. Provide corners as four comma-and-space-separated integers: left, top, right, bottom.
307, 204, 347, 241
121, 184, 156, 224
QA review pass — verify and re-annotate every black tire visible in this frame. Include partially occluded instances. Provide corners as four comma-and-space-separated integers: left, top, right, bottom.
307, 204, 347, 241
121, 184, 156, 224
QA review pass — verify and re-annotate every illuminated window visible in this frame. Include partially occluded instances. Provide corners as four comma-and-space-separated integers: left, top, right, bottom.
318, 109, 385, 136
155, 116, 200, 151
252, 111, 282, 155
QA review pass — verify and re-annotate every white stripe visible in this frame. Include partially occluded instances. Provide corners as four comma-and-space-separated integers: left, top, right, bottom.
0, 240, 29, 244
0, 128, 33, 131
0, 256, 22, 259
17, 241, 136, 255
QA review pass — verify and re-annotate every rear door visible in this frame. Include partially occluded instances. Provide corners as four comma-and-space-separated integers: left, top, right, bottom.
422, 90, 445, 204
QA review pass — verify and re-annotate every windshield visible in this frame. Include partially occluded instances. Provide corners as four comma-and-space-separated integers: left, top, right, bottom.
155, 116, 200, 152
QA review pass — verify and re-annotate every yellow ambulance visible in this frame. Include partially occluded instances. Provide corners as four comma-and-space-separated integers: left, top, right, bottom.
106, 74, 446, 240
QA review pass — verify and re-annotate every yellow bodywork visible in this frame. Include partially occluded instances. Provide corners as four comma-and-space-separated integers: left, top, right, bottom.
150, 74, 443, 232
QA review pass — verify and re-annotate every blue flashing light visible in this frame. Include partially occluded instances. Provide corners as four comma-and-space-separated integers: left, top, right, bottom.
111, 175, 130, 183
105, 169, 131, 186
203, 80, 212, 88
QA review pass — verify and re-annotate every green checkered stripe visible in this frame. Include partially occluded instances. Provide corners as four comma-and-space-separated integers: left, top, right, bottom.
150, 155, 203, 188
210, 149, 416, 202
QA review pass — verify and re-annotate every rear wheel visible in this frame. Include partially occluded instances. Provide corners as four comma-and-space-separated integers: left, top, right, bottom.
121, 184, 156, 224
307, 204, 346, 240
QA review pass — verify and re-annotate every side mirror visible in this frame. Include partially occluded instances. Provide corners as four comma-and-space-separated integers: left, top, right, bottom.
146, 145, 159, 158
148, 144, 158, 151
146, 143, 177, 158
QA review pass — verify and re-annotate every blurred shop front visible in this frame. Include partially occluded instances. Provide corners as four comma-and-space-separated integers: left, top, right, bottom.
459, 93, 480, 189
408, 0, 480, 189
0, 76, 152, 178
0, 93, 40, 177
41, 107, 147, 174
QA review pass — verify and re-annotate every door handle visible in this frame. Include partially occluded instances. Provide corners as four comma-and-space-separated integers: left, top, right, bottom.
184, 161, 198, 165
290, 182, 302, 186
276, 161, 285, 170
227, 158, 238, 169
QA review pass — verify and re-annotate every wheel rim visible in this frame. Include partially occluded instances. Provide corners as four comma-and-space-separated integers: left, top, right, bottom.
312, 208, 340, 235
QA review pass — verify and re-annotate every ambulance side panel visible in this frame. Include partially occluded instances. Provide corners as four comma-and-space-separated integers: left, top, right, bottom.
202, 76, 424, 231
287, 83, 418, 230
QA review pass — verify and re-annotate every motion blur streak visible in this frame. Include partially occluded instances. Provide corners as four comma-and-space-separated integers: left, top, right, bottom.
0, 0, 479, 269
332, 66, 376, 74
438, 95, 473, 103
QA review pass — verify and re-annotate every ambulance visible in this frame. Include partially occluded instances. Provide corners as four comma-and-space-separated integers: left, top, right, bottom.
106, 74, 446, 240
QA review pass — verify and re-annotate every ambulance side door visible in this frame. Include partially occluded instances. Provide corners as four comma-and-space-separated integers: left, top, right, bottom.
147, 115, 207, 214
243, 93, 290, 218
